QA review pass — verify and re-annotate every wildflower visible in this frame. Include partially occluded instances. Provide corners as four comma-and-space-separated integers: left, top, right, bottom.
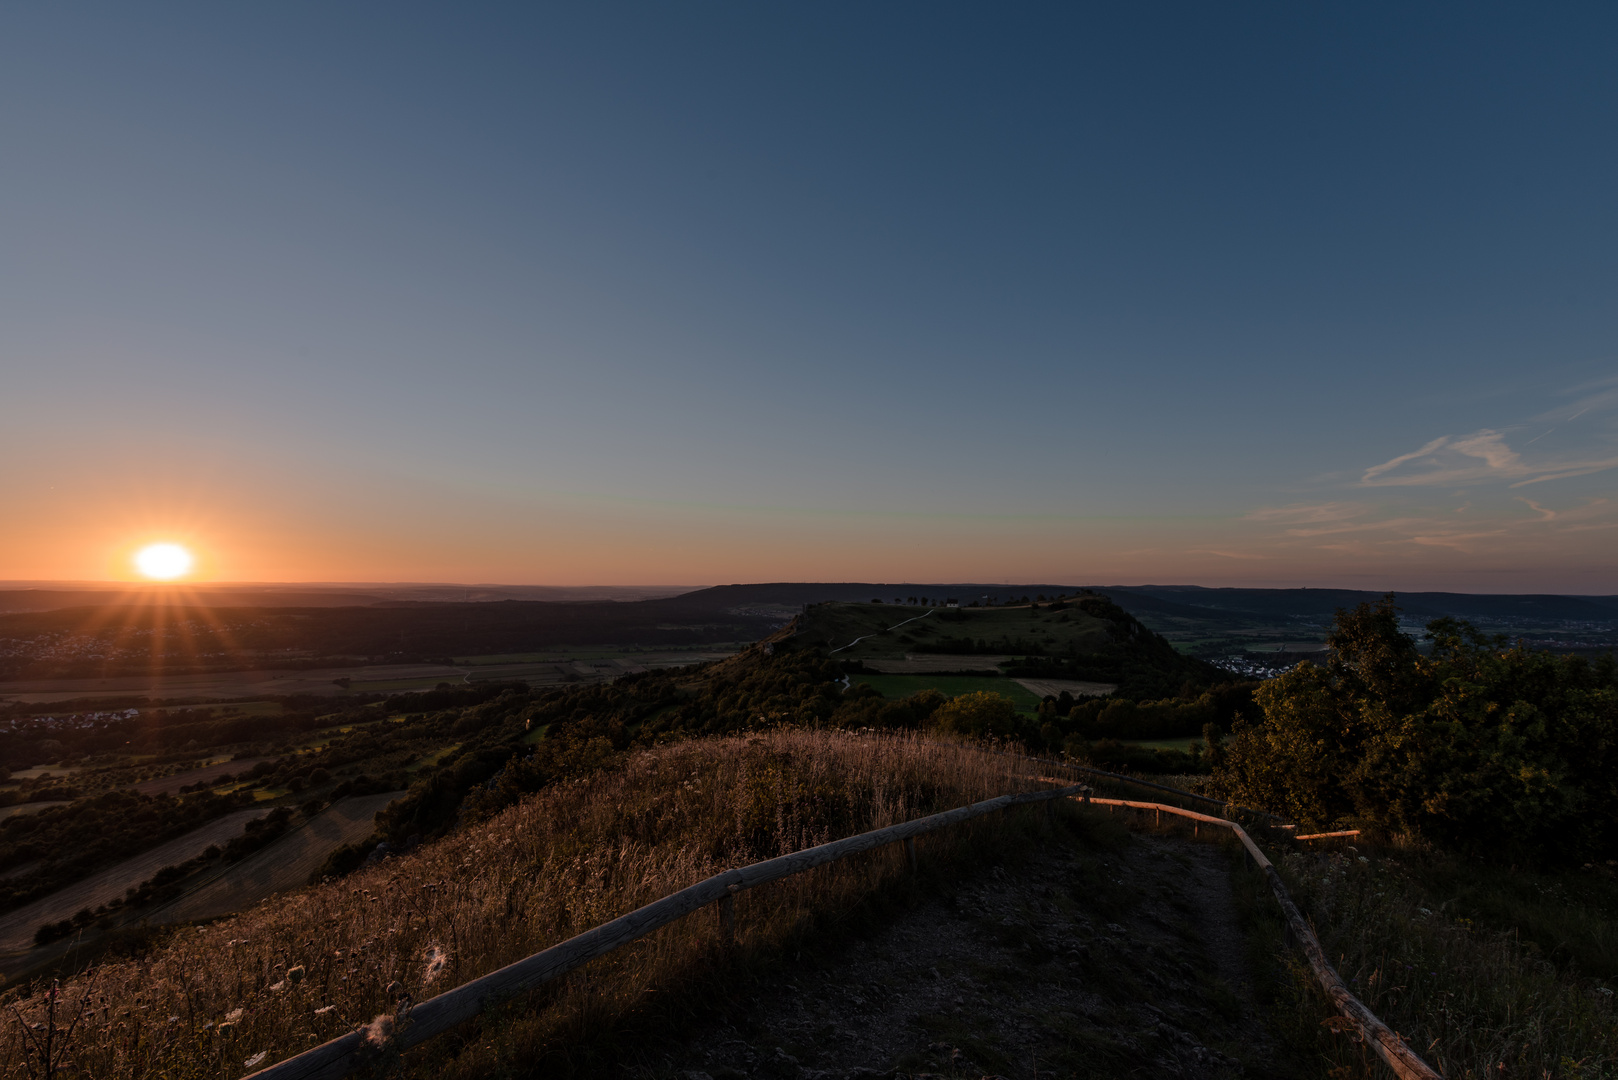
245, 1050, 268, 1067
287, 965, 306, 985
315, 1004, 338, 1015
1598, 987, 1614, 997
1418, 907, 1433, 916
269, 981, 286, 992
226, 1008, 244, 1022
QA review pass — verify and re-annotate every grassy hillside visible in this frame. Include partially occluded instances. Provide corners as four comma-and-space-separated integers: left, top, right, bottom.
0, 731, 1056, 1080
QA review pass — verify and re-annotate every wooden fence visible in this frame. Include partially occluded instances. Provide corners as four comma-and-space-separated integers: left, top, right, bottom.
247, 775, 1441, 1080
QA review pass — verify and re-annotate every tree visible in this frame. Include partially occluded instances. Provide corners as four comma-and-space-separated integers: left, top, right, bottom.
929, 691, 1019, 738
1215, 596, 1618, 864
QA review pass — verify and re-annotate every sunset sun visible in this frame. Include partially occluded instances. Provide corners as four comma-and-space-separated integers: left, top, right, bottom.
134, 543, 194, 580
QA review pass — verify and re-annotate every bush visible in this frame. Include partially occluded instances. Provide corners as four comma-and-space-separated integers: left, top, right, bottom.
1215, 597, 1618, 864
308, 838, 374, 884
928, 691, 1019, 738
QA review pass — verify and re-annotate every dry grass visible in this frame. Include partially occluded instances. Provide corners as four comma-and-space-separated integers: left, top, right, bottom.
0, 730, 1046, 1080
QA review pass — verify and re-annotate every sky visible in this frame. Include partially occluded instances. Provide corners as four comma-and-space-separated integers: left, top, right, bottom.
3, 4, 1617, 592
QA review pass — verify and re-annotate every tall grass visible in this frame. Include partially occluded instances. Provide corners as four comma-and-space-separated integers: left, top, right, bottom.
1264, 848, 1618, 1079
1, 730, 1045, 1080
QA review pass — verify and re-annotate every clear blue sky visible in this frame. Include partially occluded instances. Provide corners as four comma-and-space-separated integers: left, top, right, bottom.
4, 4, 1617, 590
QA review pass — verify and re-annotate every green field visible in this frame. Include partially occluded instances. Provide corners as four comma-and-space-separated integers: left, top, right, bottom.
853, 673, 1045, 712
1110, 737, 1202, 752
793, 601, 1113, 665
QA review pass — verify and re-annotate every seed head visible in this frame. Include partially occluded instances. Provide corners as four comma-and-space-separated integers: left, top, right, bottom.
362, 1013, 394, 1048
421, 944, 449, 987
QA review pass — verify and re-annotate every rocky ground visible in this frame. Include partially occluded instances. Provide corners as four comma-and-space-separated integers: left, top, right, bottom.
624, 814, 1292, 1080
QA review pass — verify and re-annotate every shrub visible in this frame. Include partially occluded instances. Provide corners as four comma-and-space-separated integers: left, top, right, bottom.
928, 691, 1019, 738
1215, 597, 1618, 864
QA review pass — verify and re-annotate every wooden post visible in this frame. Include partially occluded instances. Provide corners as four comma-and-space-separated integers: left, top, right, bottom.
719, 890, 736, 945
905, 836, 917, 872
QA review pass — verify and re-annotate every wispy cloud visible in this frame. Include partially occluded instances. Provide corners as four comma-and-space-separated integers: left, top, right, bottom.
1205, 374, 1618, 573
1358, 429, 1618, 488
1243, 502, 1366, 525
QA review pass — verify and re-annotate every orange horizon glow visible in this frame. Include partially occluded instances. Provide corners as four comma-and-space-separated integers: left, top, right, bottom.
0, 493, 1614, 594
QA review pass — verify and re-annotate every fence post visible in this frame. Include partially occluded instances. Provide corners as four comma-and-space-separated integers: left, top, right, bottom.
719, 888, 736, 945
905, 837, 917, 872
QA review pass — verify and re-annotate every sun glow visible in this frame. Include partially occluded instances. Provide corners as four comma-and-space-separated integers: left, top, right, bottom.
134, 543, 194, 580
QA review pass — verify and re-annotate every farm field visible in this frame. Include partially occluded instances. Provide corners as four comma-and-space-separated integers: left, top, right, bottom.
132, 757, 268, 796
454, 646, 745, 687
0, 647, 752, 704
851, 673, 1045, 712
0, 807, 266, 955
1109, 736, 1203, 752
0, 663, 470, 704
3, 765, 83, 781
159, 791, 404, 924
1012, 677, 1118, 698
0, 801, 69, 823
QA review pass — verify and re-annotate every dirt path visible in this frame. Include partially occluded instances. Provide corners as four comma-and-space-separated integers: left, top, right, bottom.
627, 822, 1285, 1080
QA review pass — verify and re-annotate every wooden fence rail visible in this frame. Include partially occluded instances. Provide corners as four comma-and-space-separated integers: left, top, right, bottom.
1078, 794, 1441, 1080
247, 783, 1085, 1080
